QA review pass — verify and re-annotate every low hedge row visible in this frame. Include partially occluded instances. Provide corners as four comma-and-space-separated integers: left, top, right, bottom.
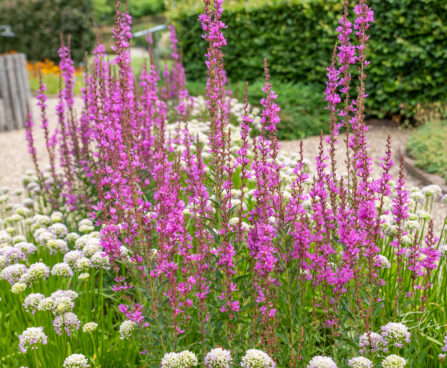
175, 0, 447, 122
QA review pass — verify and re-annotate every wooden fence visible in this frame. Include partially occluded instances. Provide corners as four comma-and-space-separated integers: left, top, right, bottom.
0, 53, 30, 132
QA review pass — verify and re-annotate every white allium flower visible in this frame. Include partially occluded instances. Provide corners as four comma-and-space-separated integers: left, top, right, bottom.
64, 250, 84, 267
204, 348, 232, 368
381, 355, 406, 368
18, 327, 47, 353
78, 273, 90, 281
241, 349, 276, 368
14, 241, 37, 255
12, 235, 26, 244
11, 282, 27, 294
79, 224, 94, 234
359, 332, 386, 354
66, 232, 80, 243
53, 297, 75, 315
347, 357, 373, 368
0, 230, 11, 244
63, 353, 90, 368
51, 263, 74, 277
46, 239, 68, 254
439, 244, 447, 258
82, 322, 98, 333
376, 255, 391, 269
53, 312, 80, 336
0, 263, 27, 284
27, 262, 50, 282
306, 356, 337, 368
83, 242, 101, 258
161, 352, 180, 368
23, 293, 45, 314
50, 211, 64, 223
405, 220, 420, 233
79, 219, 93, 228
119, 320, 137, 340
49, 223, 68, 237
422, 185, 441, 198
38, 297, 56, 312
176, 350, 198, 367
416, 209, 431, 221
51, 290, 78, 300
91, 251, 110, 269
73, 257, 91, 272
380, 322, 411, 348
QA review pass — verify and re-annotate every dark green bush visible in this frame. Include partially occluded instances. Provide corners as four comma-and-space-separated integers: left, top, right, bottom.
93, 0, 165, 24
0, 0, 94, 63
175, 0, 447, 123
187, 79, 329, 139
407, 121, 447, 180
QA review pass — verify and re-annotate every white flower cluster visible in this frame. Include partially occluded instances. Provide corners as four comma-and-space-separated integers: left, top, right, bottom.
241, 349, 276, 368
204, 348, 232, 368
347, 357, 373, 368
18, 326, 48, 353
161, 350, 198, 368
82, 322, 98, 333
63, 353, 90, 368
381, 355, 406, 368
306, 356, 337, 368
119, 320, 137, 340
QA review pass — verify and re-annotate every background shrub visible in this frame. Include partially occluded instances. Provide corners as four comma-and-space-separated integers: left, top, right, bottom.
174, 0, 447, 123
407, 120, 447, 180
93, 0, 165, 24
0, 0, 94, 63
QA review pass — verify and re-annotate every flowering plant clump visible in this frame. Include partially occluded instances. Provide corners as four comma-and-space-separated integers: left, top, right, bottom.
3, 0, 447, 366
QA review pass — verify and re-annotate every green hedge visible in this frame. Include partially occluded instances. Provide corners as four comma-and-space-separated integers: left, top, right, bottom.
0, 0, 94, 63
175, 0, 447, 122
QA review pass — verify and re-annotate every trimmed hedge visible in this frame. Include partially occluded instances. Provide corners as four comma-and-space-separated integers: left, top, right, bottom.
175, 0, 447, 121
0, 0, 94, 63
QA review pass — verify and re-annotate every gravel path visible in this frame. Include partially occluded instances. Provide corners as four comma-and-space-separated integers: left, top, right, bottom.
0, 98, 445, 231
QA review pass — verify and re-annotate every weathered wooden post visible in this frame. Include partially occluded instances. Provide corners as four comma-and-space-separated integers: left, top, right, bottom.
0, 52, 30, 131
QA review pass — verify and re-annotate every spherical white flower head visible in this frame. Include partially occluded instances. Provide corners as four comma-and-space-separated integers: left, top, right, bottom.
0, 245, 26, 263
0, 230, 12, 244
23, 293, 45, 314
177, 350, 198, 367
22, 198, 35, 208
27, 262, 50, 282
38, 297, 56, 312
83, 242, 101, 258
0, 263, 27, 284
119, 320, 137, 340
52, 263, 74, 277
49, 223, 68, 238
82, 322, 98, 333
0, 255, 9, 270
359, 332, 386, 354
51, 290, 78, 301
438, 244, 447, 258
53, 297, 75, 315
74, 235, 92, 250
64, 250, 84, 268
12, 235, 26, 244
11, 282, 27, 294
381, 355, 406, 368
14, 241, 37, 255
380, 322, 411, 348
161, 352, 180, 368
204, 348, 232, 368
16, 206, 31, 218
79, 224, 94, 234
66, 232, 80, 243
36, 231, 56, 246
53, 312, 81, 336
422, 185, 441, 198
376, 255, 391, 269
91, 251, 110, 270
347, 356, 373, 368
306, 356, 337, 368
78, 273, 90, 281
63, 353, 90, 368
18, 326, 47, 353
241, 349, 276, 368
46, 239, 68, 254
50, 211, 64, 223
79, 219, 93, 229
73, 257, 91, 272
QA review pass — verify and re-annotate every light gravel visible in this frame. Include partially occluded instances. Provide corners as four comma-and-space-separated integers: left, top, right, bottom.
0, 98, 445, 231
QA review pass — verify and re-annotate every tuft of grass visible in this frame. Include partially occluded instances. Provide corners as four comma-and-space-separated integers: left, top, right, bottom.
407, 120, 447, 180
